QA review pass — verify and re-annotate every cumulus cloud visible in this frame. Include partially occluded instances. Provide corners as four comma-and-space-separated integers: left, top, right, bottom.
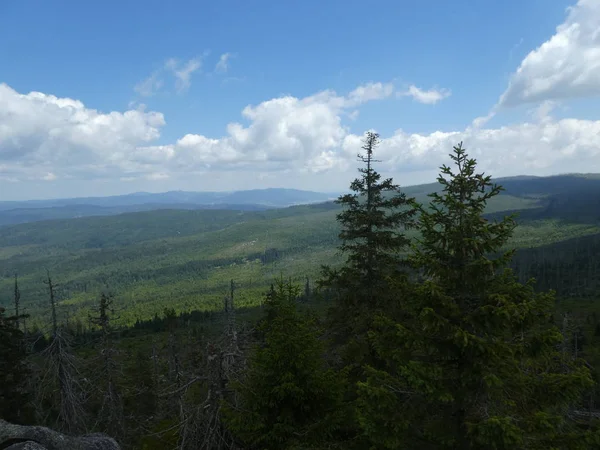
376, 118, 600, 177
215, 52, 234, 73
399, 85, 451, 104
500, 0, 600, 106
2, 80, 600, 191
0, 83, 165, 181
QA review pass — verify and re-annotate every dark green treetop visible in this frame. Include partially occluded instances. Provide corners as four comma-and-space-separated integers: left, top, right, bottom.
357, 142, 598, 449
222, 278, 345, 449
319, 131, 417, 363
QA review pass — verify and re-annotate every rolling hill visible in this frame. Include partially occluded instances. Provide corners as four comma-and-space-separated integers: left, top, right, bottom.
0, 188, 339, 227
1, 173, 600, 327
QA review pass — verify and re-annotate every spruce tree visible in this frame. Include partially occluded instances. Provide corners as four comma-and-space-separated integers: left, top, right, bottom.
319, 131, 417, 370
357, 142, 597, 449
222, 279, 345, 449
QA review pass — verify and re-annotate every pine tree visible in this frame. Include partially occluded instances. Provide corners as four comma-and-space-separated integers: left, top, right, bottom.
319, 131, 417, 370
222, 278, 345, 449
357, 142, 597, 449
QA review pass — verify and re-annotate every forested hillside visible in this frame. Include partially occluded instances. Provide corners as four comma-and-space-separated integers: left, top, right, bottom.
2, 137, 600, 449
1, 172, 600, 327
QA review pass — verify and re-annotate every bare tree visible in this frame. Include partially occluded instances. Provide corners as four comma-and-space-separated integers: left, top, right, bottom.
176, 279, 248, 450
88, 292, 124, 440
35, 271, 87, 434
13, 274, 21, 331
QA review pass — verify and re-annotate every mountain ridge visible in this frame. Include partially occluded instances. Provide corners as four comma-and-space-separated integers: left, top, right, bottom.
2, 173, 600, 228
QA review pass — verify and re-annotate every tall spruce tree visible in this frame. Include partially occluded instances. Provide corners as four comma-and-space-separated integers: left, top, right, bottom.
319, 131, 417, 370
357, 142, 597, 449
222, 278, 345, 449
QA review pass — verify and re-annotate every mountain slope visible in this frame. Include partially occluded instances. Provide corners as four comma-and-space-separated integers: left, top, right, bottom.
1, 173, 600, 326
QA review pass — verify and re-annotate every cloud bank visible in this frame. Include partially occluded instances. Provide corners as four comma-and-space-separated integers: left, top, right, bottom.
500, 0, 600, 106
1, 74, 599, 188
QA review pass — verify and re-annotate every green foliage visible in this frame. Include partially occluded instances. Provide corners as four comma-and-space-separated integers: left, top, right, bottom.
357, 143, 597, 449
334, 131, 417, 285
319, 132, 417, 370
222, 279, 345, 449
1, 172, 599, 330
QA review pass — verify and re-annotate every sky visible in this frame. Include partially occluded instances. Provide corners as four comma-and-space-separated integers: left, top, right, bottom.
1, 0, 599, 200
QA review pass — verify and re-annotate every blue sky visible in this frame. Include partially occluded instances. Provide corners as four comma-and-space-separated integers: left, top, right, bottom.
1, 0, 599, 200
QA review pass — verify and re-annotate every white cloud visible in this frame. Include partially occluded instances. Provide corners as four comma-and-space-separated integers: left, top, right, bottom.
529, 100, 557, 124
42, 172, 57, 181
3, 80, 600, 194
134, 72, 163, 97
345, 82, 395, 106
146, 172, 170, 181
500, 0, 600, 106
376, 118, 600, 177
215, 52, 234, 73
399, 85, 451, 104
0, 83, 165, 181
348, 110, 360, 121
134, 57, 203, 97
166, 57, 202, 93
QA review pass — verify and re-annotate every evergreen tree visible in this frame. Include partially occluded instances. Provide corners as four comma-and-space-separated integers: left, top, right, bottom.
0, 306, 33, 424
319, 131, 417, 370
357, 142, 597, 449
222, 279, 345, 449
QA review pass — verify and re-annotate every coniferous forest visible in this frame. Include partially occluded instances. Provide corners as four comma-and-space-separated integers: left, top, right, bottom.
3, 134, 600, 449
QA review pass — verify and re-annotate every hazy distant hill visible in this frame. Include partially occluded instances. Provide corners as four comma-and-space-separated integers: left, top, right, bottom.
0, 188, 339, 226
3, 174, 600, 227
0, 187, 338, 210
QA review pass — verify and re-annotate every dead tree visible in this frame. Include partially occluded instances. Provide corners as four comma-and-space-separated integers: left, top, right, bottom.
88, 292, 124, 440
35, 271, 87, 435
13, 274, 21, 331
176, 280, 247, 450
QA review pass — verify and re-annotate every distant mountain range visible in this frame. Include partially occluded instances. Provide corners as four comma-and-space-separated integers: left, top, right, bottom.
2, 173, 600, 228
0, 188, 340, 227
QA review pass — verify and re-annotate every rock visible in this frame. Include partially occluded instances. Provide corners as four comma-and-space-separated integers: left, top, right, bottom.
0, 420, 120, 450
5, 442, 48, 449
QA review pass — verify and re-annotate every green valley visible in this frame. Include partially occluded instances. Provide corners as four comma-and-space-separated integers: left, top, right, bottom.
2, 173, 600, 328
